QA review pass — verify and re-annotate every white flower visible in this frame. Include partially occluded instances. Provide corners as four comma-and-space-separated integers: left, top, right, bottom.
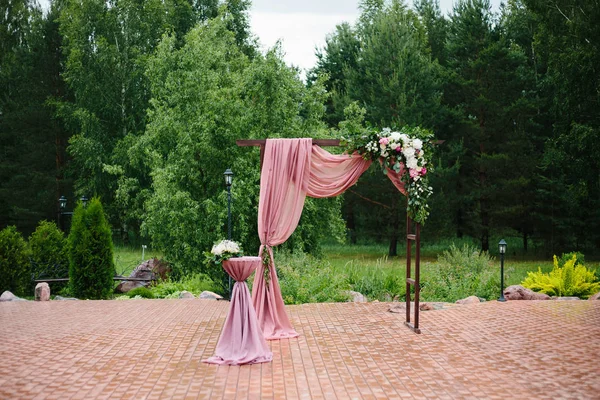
211, 240, 240, 256
400, 134, 409, 144
390, 142, 398, 150
390, 131, 401, 141
406, 157, 418, 169
382, 127, 391, 135
402, 147, 415, 159
413, 139, 423, 150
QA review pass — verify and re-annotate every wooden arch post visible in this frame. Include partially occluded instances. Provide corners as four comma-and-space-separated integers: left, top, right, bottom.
237, 138, 422, 334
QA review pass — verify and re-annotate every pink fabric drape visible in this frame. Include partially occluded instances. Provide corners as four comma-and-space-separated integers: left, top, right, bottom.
253, 139, 312, 339
252, 139, 374, 340
204, 257, 272, 365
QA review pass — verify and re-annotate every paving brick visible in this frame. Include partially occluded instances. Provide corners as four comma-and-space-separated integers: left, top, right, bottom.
1, 299, 599, 399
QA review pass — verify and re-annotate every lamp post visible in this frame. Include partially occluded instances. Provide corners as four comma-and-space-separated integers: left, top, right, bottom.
224, 168, 234, 298
498, 239, 507, 302
57, 195, 89, 231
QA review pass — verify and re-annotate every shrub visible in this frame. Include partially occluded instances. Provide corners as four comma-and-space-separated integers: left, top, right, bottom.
345, 258, 405, 301
420, 244, 500, 302
521, 254, 600, 299
127, 286, 155, 299
151, 273, 217, 298
29, 221, 69, 280
0, 226, 30, 296
271, 250, 350, 304
68, 198, 116, 299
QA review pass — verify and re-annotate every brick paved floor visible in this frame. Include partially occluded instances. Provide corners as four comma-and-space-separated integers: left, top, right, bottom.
1, 299, 599, 399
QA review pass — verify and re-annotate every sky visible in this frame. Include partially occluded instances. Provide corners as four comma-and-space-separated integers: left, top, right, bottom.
39, 0, 502, 76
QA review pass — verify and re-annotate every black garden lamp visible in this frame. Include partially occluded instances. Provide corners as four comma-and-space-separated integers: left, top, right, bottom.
59, 196, 67, 211
224, 168, 234, 298
80, 195, 89, 208
498, 239, 507, 302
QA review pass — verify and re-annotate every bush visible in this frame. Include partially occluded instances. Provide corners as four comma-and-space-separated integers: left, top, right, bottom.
345, 258, 405, 301
151, 273, 217, 298
0, 226, 30, 296
522, 254, 600, 299
68, 198, 116, 299
420, 244, 500, 302
270, 250, 350, 304
29, 221, 69, 280
127, 286, 155, 299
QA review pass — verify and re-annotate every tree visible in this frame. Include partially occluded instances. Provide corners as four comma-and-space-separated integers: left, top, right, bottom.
443, 0, 537, 251
68, 198, 115, 299
139, 15, 341, 280
312, 0, 443, 254
0, 0, 69, 234
29, 220, 69, 280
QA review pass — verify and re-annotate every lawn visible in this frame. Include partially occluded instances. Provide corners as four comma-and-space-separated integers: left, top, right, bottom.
113, 245, 162, 276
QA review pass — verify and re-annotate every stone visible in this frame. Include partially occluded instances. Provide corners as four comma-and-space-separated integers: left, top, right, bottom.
1, 291, 20, 301
35, 282, 50, 301
419, 302, 434, 311
199, 291, 224, 300
554, 296, 580, 301
54, 295, 78, 301
344, 290, 367, 303
456, 296, 481, 305
503, 285, 550, 300
388, 302, 445, 313
589, 292, 600, 301
179, 291, 194, 299
115, 258, 171, 293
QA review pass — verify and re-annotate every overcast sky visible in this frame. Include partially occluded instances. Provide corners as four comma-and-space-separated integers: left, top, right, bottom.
39, 0, 502, 76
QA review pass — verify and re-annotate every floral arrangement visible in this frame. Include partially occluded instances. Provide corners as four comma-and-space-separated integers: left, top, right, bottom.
342, 126, 434, 224
205, 239, 243, 267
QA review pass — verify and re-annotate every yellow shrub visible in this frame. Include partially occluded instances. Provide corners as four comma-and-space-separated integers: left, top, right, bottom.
522, 254, 600, 298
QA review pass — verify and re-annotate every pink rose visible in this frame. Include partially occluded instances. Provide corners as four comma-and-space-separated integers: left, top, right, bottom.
409, 169, 419, 179
420, 167, 427, 176
396, 147, 402, 152
379, 137, 389, 145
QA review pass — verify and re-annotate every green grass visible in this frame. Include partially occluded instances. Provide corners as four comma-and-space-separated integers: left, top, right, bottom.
113, 245, 163, 276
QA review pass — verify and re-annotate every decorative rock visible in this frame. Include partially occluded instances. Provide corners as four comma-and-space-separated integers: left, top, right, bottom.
456, 296, 481, 305
419, 302, 434, 311
1, 291, 19, 301
344, 290, 367, 303
199, 291, 224, 300
503, 285, 550, 300
54, 295, 78, 301
35, 282, 50, 301
115, 258, 171, 293
179, 291, 194, 299
554, 296, 580, 301
589, 292, 600, 301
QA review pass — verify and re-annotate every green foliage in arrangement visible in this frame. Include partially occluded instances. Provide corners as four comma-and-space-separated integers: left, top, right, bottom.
420, 244, 500, 302
29, 221, 69, 280
68, 198, 116, 299
126, 286, 155, 299
521, 254, 600, 299
0, 226, 31, 296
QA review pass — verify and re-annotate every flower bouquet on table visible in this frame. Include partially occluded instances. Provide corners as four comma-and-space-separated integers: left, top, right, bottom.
205, 240, 244, 268
342, 126, 435, 225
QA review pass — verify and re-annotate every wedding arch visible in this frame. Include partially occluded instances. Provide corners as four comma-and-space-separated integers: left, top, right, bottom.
238, 135, 431, 335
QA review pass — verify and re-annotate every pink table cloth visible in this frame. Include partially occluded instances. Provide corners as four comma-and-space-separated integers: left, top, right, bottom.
203, 256, 272, 365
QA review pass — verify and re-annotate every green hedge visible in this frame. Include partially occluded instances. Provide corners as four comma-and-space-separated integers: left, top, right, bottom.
29, 221, 69, 280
